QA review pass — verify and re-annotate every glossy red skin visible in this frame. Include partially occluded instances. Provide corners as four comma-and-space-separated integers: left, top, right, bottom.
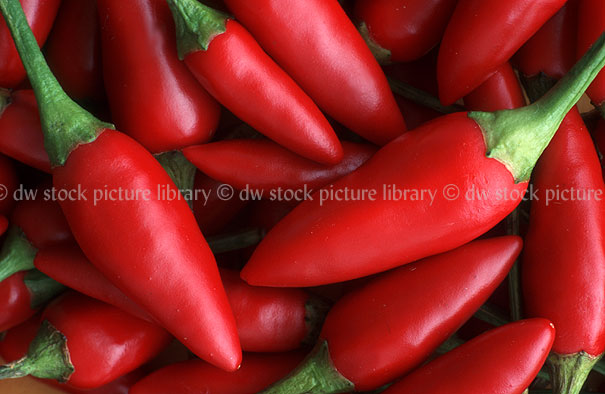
0, 271, 35, 332
224, 0, 406, 145
40, 292, 171, 389
242, 113, 527, 287
382, 319, 555, 394
11, 184, 73, 249
437, 0, 566, 105
44, 0, 105, 104
130, 352, 305, 394
578, 0, 605, 106
0, 154, 17, 215
184, 20, 342, 165
97, 0, 220, 153
53, 129, 241, 371
593, 118, 605, 178
515, 0, 579, 79
184, 140, 377, 194
353, 0, 457, 62
0, 0, 61, 88
0, 90, 50, 172
464, 62, 525, 112
321, 236, 521, 390
523, 109, 605, 356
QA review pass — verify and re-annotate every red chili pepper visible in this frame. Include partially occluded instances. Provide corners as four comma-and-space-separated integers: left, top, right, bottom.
222, 0, 406, 145
261, 236, 521, 393
463, 62, 526, 112
166, 0, 343, 165
0, 89, 50, 172
437, 0, 567, 105
0, 292, 171, 389
97, 0, 221, 153
130, 352, 306, 394
578, 0, 605, 112
353, 0, 457, 64
0, 0, 60, 88
44, 0, 105, 105
0, 0, 241, 371
0, 270, 64, 332
241, 33, 605, 288
381, 319, 555, 394
184, 140, 376, 196
523, 108, 605, 394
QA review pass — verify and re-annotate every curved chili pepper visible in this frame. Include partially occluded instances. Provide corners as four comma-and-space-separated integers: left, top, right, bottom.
437, 0, 566, 105
0, 89, 50, 172
184, 140, 376, 195
381, 319, 555, 394
0, 270, 64, 332
223, 0, 406, 145
463, 62, 526, 112
97, 0, 221, 153
261, 236, 521, 393
44, 0, 105, 105
578, 0, 605, 113
241, 33, 605, 288
353, 0, 457, 64
167, 0, 343, 165
0, 292, 171, 389
130, 352, 306, 394
0, 0, 60, 88
523, 108, 605, 394
0, 0, 241, 371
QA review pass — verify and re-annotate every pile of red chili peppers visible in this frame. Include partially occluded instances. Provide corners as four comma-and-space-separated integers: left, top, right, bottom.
1, 0, 605, 393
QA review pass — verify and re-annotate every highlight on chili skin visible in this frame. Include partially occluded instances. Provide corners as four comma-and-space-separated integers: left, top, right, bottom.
0, 0, 604, 393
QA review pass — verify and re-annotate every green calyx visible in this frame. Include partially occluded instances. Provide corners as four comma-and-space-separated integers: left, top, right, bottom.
260, 340, 354, 394
166, 0, 228, 60
0, 320, 74, 382
24, 270, 65, 310
155, 151, 197, 209
302, 296, 331, 347
206, 228, 266, 254
548, 352, 602, 394
358, 22, 391, 65
469, 32, 605, 183
0, 225, 37, 283
0, 0, 114, 167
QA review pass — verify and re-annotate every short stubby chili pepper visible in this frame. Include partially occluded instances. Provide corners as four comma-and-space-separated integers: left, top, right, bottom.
0, 270, 64, 332
0, 0, 60, 88
353, 0, 457, 64
463, 62, 526, 112
437, 0, 567, 105
381, 319, 555, 394
578, 0, 605, 114
223, 0, 406, 146
183, 140, 377, 196
0, 291, 172, 389
167, 0, 343, 165
130, 352, 306, 394
0, 0, 242, 371
241, 32, 605, 287
0, 89, 50, 172
523, 108, 605, 394
44, 0, 105, 105
261, 236, 522, 393
97, 0, 221, 153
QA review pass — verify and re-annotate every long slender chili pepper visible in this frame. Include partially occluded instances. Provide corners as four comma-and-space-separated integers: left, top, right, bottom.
0, 89, 50, 172
380, 319, 555, 394
0, 292, 172, 389
353, 0, 457, 64
578, 0, 605, 115
97, 0, 221, 153
437, 0, 567, 105
223, 0, 406, 145
261, 236, 522, 393
0, 0, 241, 371
463, 62, 526, 112
241, 32, 605, 288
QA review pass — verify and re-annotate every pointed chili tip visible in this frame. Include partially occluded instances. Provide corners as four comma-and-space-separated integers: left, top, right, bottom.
548, 351, 602, 394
